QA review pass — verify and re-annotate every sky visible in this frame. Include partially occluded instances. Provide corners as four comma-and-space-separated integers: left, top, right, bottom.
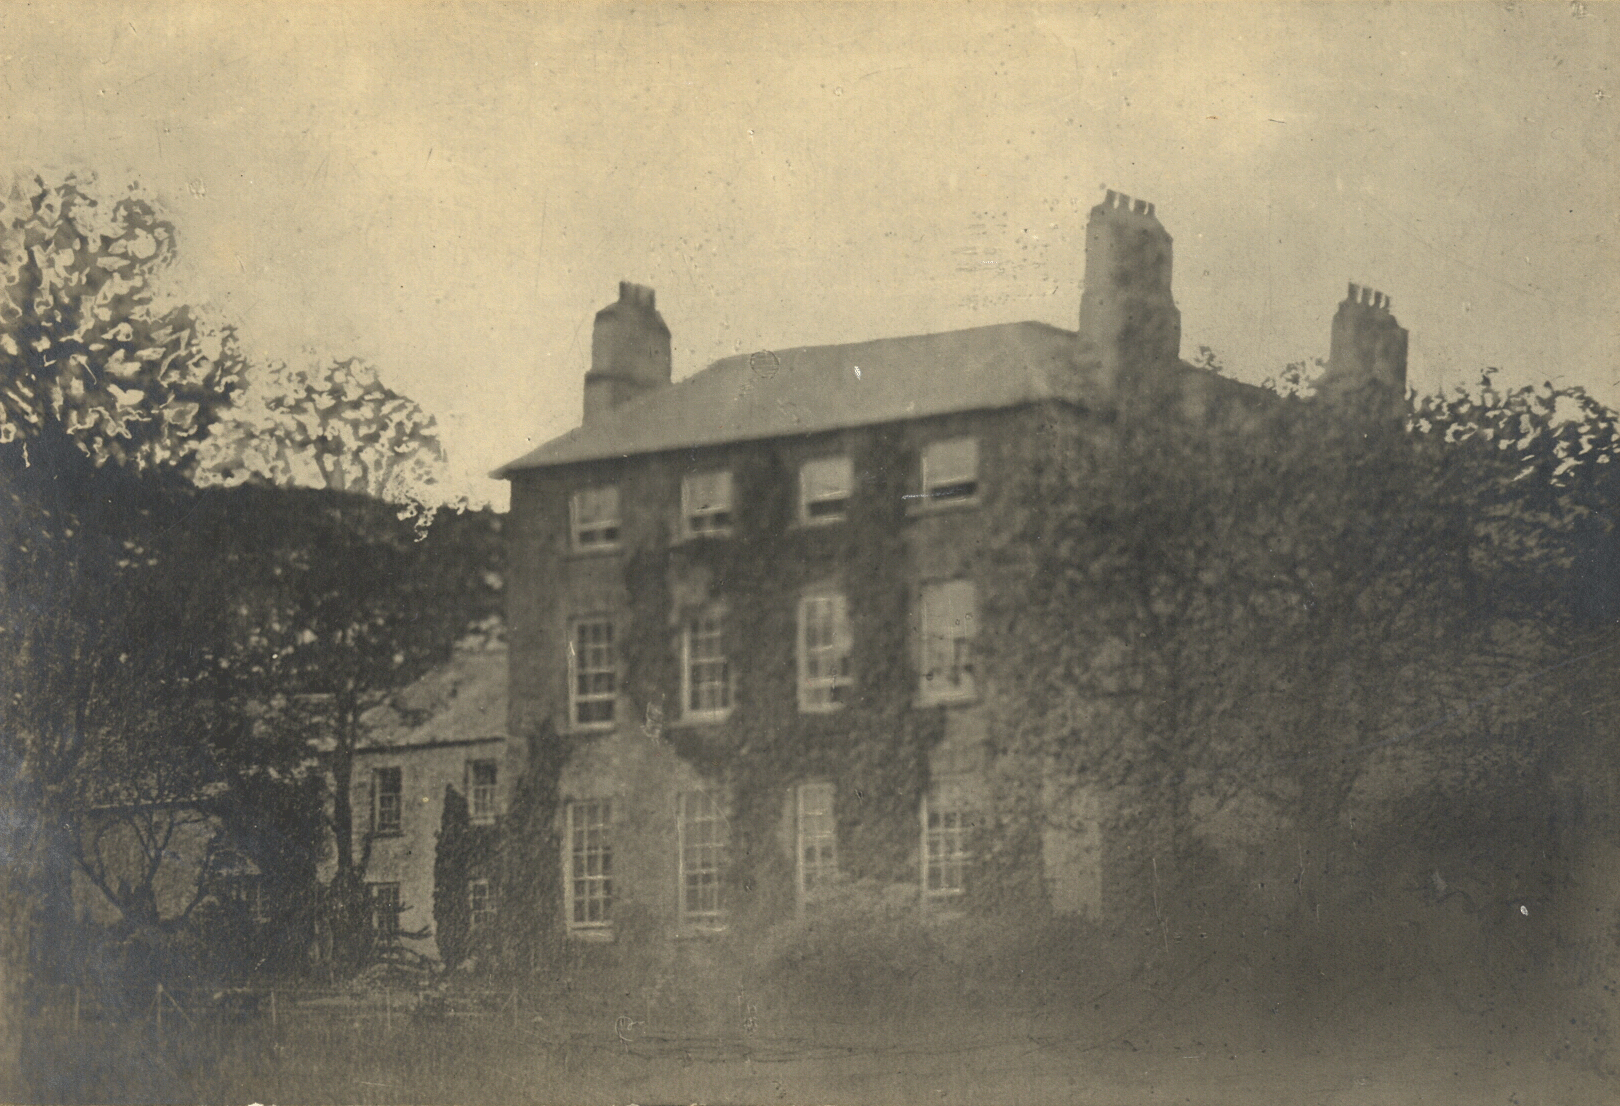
1, 1, 1614, 508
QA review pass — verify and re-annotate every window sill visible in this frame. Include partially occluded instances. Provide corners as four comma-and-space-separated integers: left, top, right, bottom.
680, 710, 733, 726
566, 926, 614, 943
797, 701, 847, 715
906, 496, 980, 517
568, 721, 617, 737
793, 515, 847, 529
677, 529, 734, 544
674, 921, 729, 939
915, 689, 978, 708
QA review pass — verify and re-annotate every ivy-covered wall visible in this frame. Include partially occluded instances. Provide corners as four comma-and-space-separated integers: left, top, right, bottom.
505, 400, 1098, 943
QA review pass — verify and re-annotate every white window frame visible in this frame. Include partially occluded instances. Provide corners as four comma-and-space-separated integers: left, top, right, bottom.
797, 592, 853, 712
372, 766, 403, 836
920, 789, 973, 904
568, 617, 619, 729
564, 799, 614, 935
468, 759, 498, 824
677, 791, 729, 928
918, 580, 978, 703
795, 781, 838, 911
682, 608, 733, 722
921, 437, 979, 504
570, 485, 621, 551
799, 456, 853, 524
681, 470, 734, 538
468, 877, 495, 931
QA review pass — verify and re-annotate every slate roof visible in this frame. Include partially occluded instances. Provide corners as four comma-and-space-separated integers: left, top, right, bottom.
356, 642, 507, 751
495, 320, 1091, 474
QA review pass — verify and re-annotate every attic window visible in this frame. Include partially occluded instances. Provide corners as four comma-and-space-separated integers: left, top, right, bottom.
922, 438, 978, 503
800, 457, 852, 523
571, 485, 621, 550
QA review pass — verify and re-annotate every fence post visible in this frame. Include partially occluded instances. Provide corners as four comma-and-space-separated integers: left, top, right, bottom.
511, 988, 518, 1028
72, 986, 79, 1031
270, 988, 277, 1030
385, 989, 391, 1036
156, 982, 163, 1032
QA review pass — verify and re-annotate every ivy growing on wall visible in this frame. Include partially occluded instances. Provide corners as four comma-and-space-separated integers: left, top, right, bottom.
620, 428, 947, 928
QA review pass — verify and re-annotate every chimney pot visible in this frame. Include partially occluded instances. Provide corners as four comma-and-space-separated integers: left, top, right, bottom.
1105, 189, 1118, 207
1132, 199, 1147, 215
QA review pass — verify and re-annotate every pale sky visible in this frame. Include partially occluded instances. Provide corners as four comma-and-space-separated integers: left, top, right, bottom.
2, 2, 1614, 508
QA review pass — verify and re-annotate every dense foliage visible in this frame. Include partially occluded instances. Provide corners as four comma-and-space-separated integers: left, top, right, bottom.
0, 172, 489, 1096
992, 365, 1620, 927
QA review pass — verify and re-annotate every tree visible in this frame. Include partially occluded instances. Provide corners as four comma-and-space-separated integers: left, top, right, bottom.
431, 783, 500, 974
991, 361, 1620, 934
497, 720, 568, 979
196, 354, 449, 519
433, 786, 474, 973
0, 172, 244, 1095
192, 349, 473, 970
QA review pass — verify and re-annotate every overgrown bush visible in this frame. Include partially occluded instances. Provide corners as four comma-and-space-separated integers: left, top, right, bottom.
753, 879, 939, 1010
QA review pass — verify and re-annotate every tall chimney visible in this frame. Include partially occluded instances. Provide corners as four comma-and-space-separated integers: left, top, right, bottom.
582, 282, 672, 425
1317, 282, 1408, 419
1077, 189, 1181, 390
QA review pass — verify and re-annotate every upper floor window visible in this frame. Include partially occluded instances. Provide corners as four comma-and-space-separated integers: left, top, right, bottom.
372, 766, 403, 836
468, 759, 499, 823
798, 593, 852, 711
565, 799, 614, 931
571, 485, 621, 550
678, 790, 729, 927
569, 618, 619, 728
919, 580, 978, 701
800, 456, 852, 523
795, 782, 838, 908
683, 608, 732, 721
921, 438, 979, 504
682, 471, 734, 538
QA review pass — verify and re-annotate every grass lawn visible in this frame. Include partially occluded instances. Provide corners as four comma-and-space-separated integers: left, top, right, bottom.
23, 962, 1619, 1105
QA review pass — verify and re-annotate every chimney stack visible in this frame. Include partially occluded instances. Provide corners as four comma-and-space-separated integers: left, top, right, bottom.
1317, 282, 1408, 419
582, 282, 672, 425
1078, 188, 1181, 392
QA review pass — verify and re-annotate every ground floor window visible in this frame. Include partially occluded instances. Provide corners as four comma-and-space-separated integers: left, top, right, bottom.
795, 782, 838, 908
369, 881, 402, 940
922, 784, 975, 902
468, 877, 495, 930
215, 872, 267, 922
565, 799, 613, 930
678, 790, 728, 926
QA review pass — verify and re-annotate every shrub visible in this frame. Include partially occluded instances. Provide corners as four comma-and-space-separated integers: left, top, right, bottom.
753, 879, 939, 1010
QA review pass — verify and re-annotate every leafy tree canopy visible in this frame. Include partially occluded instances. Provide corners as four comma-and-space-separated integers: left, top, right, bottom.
0, 172, 243, 474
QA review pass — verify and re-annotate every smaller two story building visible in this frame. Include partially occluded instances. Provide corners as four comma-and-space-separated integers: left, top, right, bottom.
348, 639, 510, 963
